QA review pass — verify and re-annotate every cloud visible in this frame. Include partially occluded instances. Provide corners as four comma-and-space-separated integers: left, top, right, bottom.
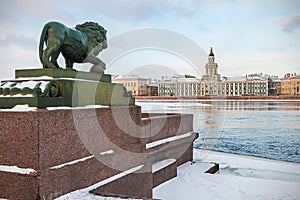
75, 0, 207, 22
0, 0, 77, 27
0, 34, 37, 49
78, 0, 160, 21
282, 13, 300, 33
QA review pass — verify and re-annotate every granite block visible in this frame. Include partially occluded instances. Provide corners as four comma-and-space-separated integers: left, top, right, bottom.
139, 118, 151, 144
149, 116, 169, 142
180, 114, 194, 133
147, 132, 198, 165
167, 115, 182, 135
38, 109, 90, 169
0, 171, 39, 200
90, 165, 152, 199
95, 106, 144, 153
0, 111, 39, 169
142, 113, 193, 144
39, 157, 119, 199
153, 161, 177, 188
176, 144, 194, 166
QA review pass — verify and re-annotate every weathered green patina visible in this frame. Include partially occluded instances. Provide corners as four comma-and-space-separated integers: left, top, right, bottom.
0, 80, 58, 97
15, 68, 111, 82
39, 21, 107, 73
0, 69, 134, 108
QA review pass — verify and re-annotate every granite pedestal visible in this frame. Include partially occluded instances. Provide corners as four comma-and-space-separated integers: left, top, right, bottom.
0, 106, 198, 199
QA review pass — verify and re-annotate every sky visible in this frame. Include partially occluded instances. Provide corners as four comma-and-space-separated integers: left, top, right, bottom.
0, 0, 299, 80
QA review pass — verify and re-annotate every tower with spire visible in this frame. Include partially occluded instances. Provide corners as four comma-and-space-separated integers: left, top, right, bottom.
201, 47, 222, 96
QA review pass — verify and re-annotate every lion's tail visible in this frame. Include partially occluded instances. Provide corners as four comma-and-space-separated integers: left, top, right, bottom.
39, 23, 50, 64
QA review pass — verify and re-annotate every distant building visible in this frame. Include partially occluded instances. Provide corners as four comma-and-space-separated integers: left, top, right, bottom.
201, 47, 222, 96
281, 73, 300, 95
158, 74, 201, 97
113, 47, 281, 98
112, 75, 148, 96
222, 79, 247, 96
246, 77, 268, 96
268, 79, 281, 96
222, 75, 268, 96
147, 84, 158, 96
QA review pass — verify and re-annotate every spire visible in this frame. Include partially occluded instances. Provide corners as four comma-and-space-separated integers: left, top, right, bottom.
209, 47, 214, 56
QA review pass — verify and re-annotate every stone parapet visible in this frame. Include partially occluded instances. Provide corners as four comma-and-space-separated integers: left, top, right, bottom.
0, 106, 197, 199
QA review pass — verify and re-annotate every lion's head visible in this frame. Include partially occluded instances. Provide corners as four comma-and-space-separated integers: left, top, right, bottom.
75, 22, 107, 54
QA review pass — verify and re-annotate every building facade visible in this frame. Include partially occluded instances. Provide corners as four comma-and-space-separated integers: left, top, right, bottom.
268, 80, 281, 96
158, 75, 201, 97
246, 78, 268, 96
112, 75, 148, 96
281, 73, 300, 95
222, 77, 268, 96
201, 48, 222, 96
222, 79, 247, 96
147, 84, 158, 96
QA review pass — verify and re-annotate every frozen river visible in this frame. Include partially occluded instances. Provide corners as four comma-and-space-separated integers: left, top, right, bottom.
136, 100, 300, 163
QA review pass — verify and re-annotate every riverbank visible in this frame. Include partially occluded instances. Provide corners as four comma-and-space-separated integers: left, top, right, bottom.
135, 95, 300, 101
56, 149, 300, 200
153, 149, 300, 200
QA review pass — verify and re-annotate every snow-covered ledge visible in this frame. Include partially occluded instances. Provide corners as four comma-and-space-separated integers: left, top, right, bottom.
0, 165, 36, 175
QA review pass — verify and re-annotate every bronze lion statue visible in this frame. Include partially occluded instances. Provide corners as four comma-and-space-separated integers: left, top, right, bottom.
39, 21, 107, 73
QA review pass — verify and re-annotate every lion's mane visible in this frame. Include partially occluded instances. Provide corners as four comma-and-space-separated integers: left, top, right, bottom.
75, 22, 107, 52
